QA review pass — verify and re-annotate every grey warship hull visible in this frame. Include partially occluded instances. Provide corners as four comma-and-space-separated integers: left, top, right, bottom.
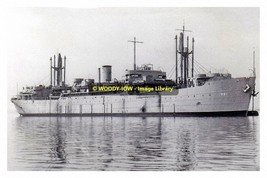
12, 77, 255, 117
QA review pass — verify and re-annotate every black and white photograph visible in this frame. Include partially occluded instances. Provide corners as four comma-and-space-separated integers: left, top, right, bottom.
4, 4, 261, 172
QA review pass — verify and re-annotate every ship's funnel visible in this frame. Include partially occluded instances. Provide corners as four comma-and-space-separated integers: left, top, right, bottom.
102, 65, 112, 82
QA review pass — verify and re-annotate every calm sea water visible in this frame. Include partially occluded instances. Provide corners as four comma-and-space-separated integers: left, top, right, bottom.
8, 113, 259, 171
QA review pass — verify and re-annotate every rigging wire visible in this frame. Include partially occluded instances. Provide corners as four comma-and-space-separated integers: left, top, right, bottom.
167, 64, 175, 78
169, 67, 176, 79
34, 74, 50, 86
187, 55, 207, 75
195, 60, 208, 73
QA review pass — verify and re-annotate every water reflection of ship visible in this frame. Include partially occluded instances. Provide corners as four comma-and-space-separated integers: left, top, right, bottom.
99, 118, 114, 170
45, 117, 197, 170
11, 116, 258, 170
48, 118, 67, 167
176, 129, 196, 170
128, 118, 163, 162
126, 117, 196, 170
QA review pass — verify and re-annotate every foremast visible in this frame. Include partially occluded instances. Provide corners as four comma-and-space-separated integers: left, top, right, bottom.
175, 25, 195, 88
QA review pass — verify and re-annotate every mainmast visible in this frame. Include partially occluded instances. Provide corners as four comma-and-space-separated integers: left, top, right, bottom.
128, 37, 143, 71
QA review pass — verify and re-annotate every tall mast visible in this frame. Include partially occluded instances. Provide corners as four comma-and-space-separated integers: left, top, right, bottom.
253, 50, 256, 77
128, 37, 143, 71
176, 24, 192, 87
180, 33, 183, 83
252, 50, 255, 111
251, 50, 259, 112
56, 53, 63, 86
192, 38, 194, 77
64, 56, 66, 86
50, 57, 52, 86
175, 35, 178, 83
183, 36, 187, 85
186, 36, 189, 81
53, 55, 56, 86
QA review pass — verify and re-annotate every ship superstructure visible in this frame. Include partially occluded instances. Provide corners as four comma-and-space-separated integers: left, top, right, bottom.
11, 26, 257, 116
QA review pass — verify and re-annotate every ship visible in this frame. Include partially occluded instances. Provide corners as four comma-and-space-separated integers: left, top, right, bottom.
11, 26, 258, 117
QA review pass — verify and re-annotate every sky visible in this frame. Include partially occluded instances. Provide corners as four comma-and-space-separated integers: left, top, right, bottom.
6, 7, 259, 104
